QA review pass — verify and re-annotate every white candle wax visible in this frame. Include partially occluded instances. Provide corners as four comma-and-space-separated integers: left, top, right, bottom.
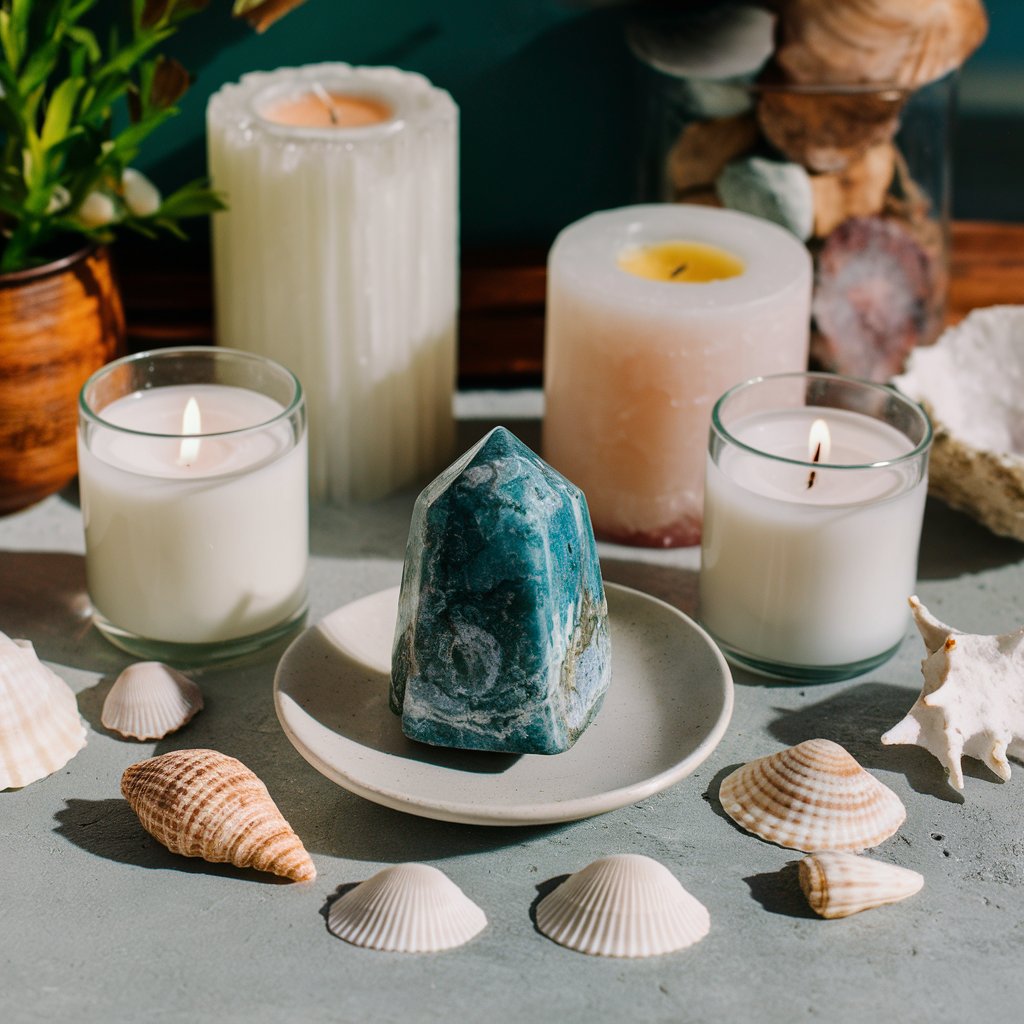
207, 64, 458, 505
543, 205, 811, 547
699, 407, 927, 669
79, 384, 308, 645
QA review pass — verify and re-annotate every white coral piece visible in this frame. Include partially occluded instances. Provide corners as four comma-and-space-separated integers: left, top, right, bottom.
881, 597, 1024, 791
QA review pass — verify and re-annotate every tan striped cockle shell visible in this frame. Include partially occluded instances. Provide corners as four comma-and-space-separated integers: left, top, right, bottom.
121, 748, 315, 882
327, 864, 487, 953
535, 854, 710, 958
0, 633, 87, 790
799, 852, 924, 919
101, 662, 203, 741
719, 738, 906, 852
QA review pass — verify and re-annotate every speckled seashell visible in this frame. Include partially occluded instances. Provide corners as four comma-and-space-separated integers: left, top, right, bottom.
799, 852, 924, 919
327, 863, 487, 953
121, 748, 315, 882
0, 632, 87, 789
719, 739, 906, 852
535, 854, 710, 958
101, 662, 203, 740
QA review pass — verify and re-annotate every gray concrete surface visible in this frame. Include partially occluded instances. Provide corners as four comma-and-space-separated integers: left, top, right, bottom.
3, 394, 1023, 1024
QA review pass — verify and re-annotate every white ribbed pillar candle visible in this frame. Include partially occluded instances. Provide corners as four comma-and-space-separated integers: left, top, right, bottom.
207, 64, 458, 503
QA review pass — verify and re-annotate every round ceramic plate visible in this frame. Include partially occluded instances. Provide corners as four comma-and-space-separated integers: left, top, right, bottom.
274, 583, 733, 826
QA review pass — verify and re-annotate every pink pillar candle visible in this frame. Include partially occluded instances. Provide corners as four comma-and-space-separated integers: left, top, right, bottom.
543, 205, 812, 547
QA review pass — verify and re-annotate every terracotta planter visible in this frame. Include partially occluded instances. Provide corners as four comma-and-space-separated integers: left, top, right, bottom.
0, 245, 125, 514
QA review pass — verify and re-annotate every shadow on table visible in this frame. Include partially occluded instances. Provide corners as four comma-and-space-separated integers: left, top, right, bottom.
0, 550, 126, 674
53, 797, 292, 883
599, 558, 698, 618
764, 680, 971, 802
918, 497, 1024, 580
744, 863, 818, 919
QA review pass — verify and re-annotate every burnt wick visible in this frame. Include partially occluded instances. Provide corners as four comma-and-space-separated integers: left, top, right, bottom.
670, 263, 689, 279
807, 441, 822, 489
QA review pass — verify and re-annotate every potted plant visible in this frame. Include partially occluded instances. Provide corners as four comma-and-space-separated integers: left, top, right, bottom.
0, 0, 304, 513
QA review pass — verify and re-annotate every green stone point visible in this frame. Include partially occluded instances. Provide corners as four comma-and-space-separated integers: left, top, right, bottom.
390, 426, 612, 755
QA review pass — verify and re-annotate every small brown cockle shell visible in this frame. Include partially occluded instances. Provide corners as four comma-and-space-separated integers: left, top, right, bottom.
121, 748, 315, 881
720, 739, 906, 852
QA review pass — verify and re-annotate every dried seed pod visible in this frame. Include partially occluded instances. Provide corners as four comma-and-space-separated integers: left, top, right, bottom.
121, 748, 315, 882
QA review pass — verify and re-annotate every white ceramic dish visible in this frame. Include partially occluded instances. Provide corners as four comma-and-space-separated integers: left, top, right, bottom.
274, 583, 733, 826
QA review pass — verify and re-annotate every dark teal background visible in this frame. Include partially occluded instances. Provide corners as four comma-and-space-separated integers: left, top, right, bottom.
139, 0, 1024, 251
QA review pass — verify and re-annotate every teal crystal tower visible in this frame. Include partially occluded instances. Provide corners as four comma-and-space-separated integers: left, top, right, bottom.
390, 427, 611, 754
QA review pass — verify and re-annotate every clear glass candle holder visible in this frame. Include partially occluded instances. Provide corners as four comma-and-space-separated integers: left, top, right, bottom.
78, 347, 309, 663
698, 372, 932, 682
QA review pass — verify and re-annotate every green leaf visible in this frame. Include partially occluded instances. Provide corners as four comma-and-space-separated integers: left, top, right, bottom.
156, 180, 225, 219
66, 26, 101, 65
41, 77, 83, 150
17, 37, 62, 97
0, 11, 20, 74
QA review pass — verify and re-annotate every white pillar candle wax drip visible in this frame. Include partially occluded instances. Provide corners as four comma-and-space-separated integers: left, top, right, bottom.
78, 358, 308, 655
543, 205, 812, 548
698, 374, 932, 679
207, 64, 458, 504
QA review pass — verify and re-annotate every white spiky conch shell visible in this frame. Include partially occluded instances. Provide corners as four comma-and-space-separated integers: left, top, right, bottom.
799, 852, 924, 919
121, 748, 315, 882
0, 632, 87, 789
719, 739, 906, 852
327, 863, 487, 953
535, 854, 710, 958
881, 597, 1024, 791
101, 662, 203, 741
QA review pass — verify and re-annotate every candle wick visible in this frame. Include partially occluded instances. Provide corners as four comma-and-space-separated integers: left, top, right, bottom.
807, 441, 822, 489
311, 82, 339, 125
670, 263, 689, 279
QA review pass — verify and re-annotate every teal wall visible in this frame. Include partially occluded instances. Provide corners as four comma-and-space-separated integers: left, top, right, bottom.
139, 0, 1024, 253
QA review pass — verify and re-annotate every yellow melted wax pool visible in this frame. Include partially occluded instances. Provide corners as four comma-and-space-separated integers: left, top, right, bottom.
618, 240, 745, 283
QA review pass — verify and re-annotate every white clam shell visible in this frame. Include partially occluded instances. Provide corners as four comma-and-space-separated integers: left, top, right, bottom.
327, 864, 487, 953
0, 633, 87, 789
799, 852, 924, 919
101, 662, 203, 741
892, 305, 1024, 542
720, 738, 906, 852
535, 854, 710, 958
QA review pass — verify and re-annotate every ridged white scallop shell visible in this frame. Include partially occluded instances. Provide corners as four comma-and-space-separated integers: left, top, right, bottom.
0, 633, 87, 789
799, 852, 924, 919
327, 864, 487, 953
535, 854, 710, 958
719, 738, 906, 852
101, 662, 203, 740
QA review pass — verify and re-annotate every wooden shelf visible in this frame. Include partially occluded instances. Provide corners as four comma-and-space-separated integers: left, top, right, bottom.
116, 221, 1024, 389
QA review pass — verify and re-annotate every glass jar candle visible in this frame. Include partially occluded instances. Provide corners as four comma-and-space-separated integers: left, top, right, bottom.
78, 347, 308, 662
698, 372, 932, 681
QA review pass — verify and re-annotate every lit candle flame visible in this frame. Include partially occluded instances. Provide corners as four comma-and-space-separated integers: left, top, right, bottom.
806, 418, 831, 489
177, 397, 201, 466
